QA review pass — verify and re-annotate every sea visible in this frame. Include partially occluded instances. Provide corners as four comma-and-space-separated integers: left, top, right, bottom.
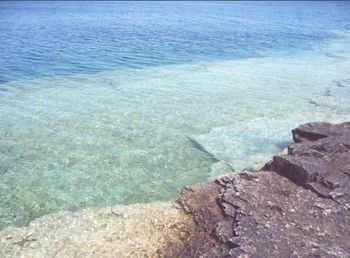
0, 1, 350, 229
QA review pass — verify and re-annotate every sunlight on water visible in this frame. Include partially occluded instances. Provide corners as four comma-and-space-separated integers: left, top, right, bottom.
1, 32, 350, 229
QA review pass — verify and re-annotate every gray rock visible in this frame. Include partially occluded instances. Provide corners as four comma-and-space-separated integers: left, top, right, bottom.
271, 123, 350, 206
291, 122, 350, 143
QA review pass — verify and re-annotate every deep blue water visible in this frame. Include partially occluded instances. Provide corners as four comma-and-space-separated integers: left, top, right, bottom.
1, 1, 350, 83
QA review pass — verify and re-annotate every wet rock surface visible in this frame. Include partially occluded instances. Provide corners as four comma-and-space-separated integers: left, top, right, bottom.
177, 122, 350, 258
177, 182, 225, 257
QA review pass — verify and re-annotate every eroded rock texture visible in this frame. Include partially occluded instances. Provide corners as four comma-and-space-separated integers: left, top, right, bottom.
177, 122, 350, 258
271, 122, 350, 206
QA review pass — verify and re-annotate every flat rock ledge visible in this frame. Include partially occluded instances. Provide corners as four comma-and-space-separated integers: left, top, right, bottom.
174, 122, 350, 258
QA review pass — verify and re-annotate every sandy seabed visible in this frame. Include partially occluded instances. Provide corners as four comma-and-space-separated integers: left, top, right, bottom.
0, 202, 192, 258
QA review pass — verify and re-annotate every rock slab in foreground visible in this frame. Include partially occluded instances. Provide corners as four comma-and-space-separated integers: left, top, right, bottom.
176, 122, 350, 258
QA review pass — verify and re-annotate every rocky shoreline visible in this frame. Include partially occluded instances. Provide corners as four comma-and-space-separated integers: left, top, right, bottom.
1, 122, 349, 257
174, 122, 350, 257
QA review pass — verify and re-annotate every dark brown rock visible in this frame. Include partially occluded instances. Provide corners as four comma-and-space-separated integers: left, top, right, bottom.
176, 181, 226, 257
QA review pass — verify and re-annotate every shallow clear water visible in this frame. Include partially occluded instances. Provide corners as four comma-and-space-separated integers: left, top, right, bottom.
1, 2, 350, 229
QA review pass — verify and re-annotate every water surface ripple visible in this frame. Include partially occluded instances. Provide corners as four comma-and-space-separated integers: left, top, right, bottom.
0, 2, 350, 229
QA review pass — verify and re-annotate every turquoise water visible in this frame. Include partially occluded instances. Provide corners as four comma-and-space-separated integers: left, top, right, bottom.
1, 2, 350, 229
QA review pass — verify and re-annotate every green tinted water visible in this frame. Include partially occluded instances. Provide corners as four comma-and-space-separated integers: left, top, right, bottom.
1, 34, 350, 229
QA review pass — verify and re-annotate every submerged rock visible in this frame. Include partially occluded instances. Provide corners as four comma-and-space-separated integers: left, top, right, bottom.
0, 202, 193, 258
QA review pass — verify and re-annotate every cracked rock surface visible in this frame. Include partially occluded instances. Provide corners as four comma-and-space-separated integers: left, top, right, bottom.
271, 122, 350, 206
177, 122, 350, 258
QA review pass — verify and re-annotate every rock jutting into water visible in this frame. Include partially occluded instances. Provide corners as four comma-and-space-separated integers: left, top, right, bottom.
1, 122, 350, 257
174, 121, 350, 257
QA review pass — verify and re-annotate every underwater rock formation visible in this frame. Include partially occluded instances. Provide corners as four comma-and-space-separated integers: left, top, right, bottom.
0, 202, 192, 258
176, 122, 350, 258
